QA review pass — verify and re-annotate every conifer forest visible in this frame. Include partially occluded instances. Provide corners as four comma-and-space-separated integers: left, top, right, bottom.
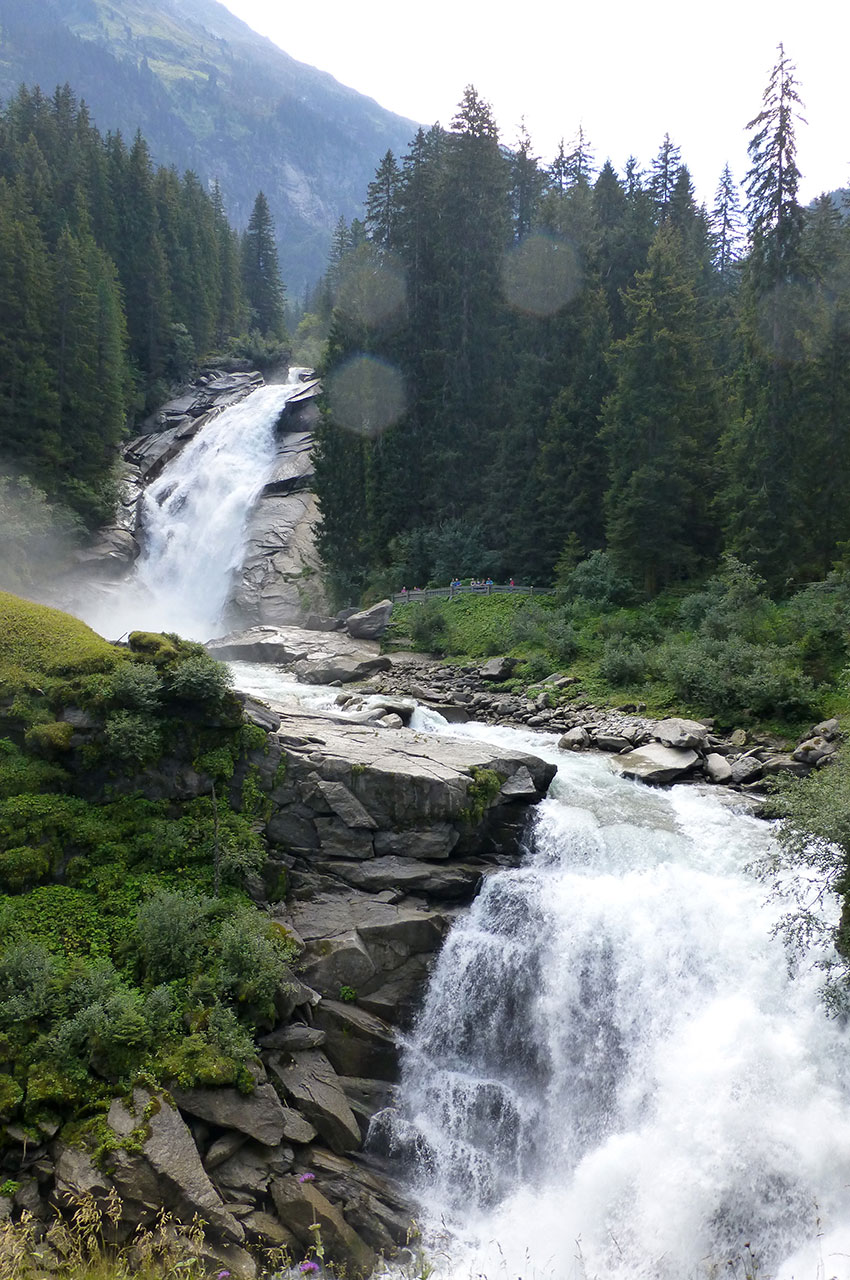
313, 55, 850, 608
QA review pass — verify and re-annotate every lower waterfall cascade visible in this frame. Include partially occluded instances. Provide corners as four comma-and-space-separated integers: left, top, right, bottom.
371, 717, 850, 1280
81, 373, 307, 640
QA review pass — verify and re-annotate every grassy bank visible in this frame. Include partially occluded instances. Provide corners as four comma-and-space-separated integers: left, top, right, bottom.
385, 555, 850, 739
0, 592, 295, 1143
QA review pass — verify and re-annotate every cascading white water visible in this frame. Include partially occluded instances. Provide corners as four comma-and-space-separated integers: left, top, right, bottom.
81, 374, 306, 640
378, 719, 850, 1280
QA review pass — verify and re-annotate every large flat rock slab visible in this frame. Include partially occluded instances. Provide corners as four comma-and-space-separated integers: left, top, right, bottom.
611, 742, 700, 784
208, 626, 389, 683
269, 707, 556, 832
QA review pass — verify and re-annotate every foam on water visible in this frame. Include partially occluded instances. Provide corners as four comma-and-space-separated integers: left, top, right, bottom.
376, 716, 850, 1280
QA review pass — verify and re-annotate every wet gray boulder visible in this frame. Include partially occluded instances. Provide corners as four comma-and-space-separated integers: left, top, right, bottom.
704, 752, 733, 784
270, 1175, 375, 1276
655, 717, 710, 750
170, 1081, 290, 1146
311, 999, 399, 1080
106, 1089, 244, 1241
345, 600, 393, 640
268, 1051, 361, 1153
612, 743, 700, 785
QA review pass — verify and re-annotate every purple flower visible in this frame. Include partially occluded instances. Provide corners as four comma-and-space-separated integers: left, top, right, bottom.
217, 1272, 231, 1278
298, 1171, 315, 1183
299, 1262, 320, 1274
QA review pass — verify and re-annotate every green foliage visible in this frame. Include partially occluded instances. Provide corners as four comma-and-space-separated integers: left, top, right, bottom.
462, 767, 503, 826
339, 985, 358, 1003
598, 639, 651, 687
0, 591, 120, 690
23, 720, 73, 757
103, 711, 161, 767
109, 662, 162, 713
560, 551, 635, 610
214, 912, 295, 1020
662, 635, 820, 720
135, 890, 213, 985
408, 601, 450, 654
166, 653, 233, 707
0, 597, 285, 1125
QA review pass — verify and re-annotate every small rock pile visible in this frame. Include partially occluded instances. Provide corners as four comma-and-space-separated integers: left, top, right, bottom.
371, 658, 843, 791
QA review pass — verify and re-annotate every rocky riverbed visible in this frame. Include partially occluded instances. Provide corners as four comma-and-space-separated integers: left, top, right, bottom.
4, 673, 555, 1278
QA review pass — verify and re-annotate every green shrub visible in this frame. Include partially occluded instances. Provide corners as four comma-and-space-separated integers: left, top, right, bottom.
0, 1074, 23, 1120
598, 638, 651, 686
0, 739, 65, 798
23, 720, 74, 757
663, 635, 820, 720
214, 913, 291, 1019
562, 551, 635, 609
167, 653, 233, 707
104, 710, 161, 767
109, 661, 162, 712
135, 890, 213, 985
409, 600, 450, 654
0, 942, 55, 1026
544, 614, 581, 664
0, 845, 51, 891
517, 653, 553, 684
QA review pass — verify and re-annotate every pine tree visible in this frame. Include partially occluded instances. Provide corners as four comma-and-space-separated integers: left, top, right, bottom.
366, 150, 401, 252
242, 190, 286, 340
602, 226, 721, 593
710, 165, 745, 283
650, 133, 682, 221
510, 121, 543, 241
722, 46, 811, 584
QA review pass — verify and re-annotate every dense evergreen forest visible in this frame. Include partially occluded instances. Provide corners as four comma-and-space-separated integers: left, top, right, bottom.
313, 51, 850, 607
0, 83, 286, 528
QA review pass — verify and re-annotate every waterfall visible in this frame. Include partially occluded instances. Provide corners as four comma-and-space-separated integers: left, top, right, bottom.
378, 722, 850, 1280
82, 374, 305, 640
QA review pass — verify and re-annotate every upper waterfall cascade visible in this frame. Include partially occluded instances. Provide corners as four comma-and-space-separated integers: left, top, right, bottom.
376, 717, 850, 1280
84, 374, 306, 640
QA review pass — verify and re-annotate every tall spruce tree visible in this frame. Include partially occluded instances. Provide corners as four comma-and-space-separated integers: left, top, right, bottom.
722, 46, 811, 584
242, 190, 286, 340
602, 225, 721, 593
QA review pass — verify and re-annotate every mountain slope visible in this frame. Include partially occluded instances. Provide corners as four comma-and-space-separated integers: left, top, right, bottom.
0, 0, 418, 291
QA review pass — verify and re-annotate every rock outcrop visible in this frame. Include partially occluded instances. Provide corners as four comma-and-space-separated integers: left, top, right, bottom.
74, 371, 327, 623
21, 679, 555, 1277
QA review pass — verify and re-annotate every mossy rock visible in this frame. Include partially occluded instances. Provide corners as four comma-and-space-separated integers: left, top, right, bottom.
127, 631, 183, 664
0, 592, 119, 683
0, 1073, 23, 1120
0, 845, 51, 891
26, 1061, 86, 1108
24, 720, 74, 757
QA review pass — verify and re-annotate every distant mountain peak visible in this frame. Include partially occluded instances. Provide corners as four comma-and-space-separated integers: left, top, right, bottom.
0, 0, 418, 289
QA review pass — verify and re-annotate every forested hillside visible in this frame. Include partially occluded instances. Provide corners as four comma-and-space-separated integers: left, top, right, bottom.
0, 85, 285, 528
314, 54, 850, 606
0, 0, 416, 291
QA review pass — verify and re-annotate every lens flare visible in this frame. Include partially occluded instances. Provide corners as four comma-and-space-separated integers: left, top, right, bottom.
326, 355, 406, 437
502, 232, 582, 316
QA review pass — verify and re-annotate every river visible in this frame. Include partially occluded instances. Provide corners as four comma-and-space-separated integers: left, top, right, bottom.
370, 715, 850, 1280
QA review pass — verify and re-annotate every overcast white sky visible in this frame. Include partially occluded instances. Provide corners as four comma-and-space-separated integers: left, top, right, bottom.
220, 0, 848, 209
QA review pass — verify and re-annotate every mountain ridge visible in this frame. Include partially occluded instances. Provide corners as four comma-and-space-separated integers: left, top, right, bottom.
0, 0, 418, 291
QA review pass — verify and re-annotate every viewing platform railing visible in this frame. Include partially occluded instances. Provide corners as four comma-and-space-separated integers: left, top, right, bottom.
391, 583, 555, 603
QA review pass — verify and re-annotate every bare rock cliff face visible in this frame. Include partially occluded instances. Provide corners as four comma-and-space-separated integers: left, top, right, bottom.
81, 369, 327, 625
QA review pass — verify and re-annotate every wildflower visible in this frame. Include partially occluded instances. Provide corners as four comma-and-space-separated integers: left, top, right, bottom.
217, 1273, 231, 1279
299, 1262, 320, 1274
298, 1171, 315, 1183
